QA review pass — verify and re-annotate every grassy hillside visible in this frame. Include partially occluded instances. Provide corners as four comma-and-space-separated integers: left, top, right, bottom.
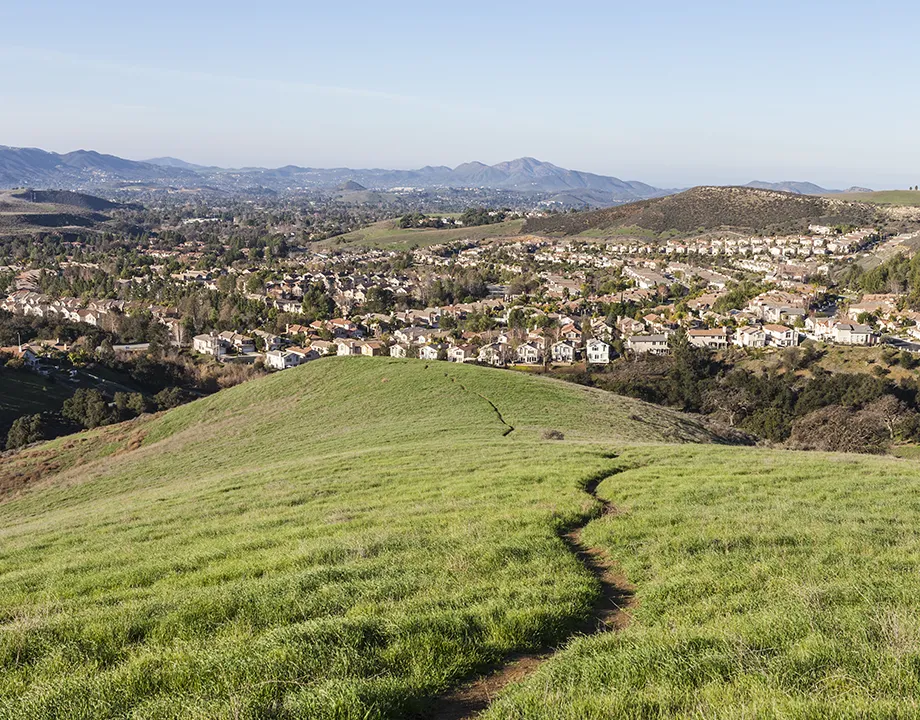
0, 359, 719, 719
0, 189, 123, 235
488, 444, 920, 718
322, 218, 524, 249
5, 358, 920, 718
831, 189, 920, 206
522, 186, 881, 238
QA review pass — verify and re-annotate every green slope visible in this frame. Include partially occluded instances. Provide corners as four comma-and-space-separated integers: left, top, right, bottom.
830, 189, 920, 206
321, 218, 523, 249
0, 358, 720, 719
5, 358, 920, 719
489, 445, 920, 718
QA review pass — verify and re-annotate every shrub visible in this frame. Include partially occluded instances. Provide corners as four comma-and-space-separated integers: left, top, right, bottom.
5, 414, 45, 450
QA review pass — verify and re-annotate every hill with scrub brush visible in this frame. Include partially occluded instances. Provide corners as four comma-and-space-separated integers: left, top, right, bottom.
522, 185, 883, 237
5, 358, 920, 718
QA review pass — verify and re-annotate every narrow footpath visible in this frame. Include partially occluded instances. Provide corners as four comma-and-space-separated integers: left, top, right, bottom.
425, 463, 635, 719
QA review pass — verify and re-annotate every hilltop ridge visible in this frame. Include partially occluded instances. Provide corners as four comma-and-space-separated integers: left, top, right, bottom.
522, 185, 882, 237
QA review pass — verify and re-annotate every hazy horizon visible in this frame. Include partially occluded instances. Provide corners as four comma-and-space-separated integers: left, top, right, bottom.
3, 0, 919, 189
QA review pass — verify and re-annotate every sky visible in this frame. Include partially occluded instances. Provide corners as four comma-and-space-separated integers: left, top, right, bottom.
1, 0, 918, 188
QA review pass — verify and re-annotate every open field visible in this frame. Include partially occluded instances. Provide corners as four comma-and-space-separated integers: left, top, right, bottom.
5, 358, 920, 718
0, 358, 719, 719
321, 218, 524, 249
830, 190, 920, 206
488, 444, 920, 718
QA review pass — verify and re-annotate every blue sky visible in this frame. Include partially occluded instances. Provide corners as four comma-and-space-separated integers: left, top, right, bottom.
1, 0, 917, 188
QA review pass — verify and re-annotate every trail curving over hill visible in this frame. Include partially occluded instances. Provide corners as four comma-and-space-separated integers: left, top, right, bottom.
446, 373, 515, 436
425, 462, 634, 719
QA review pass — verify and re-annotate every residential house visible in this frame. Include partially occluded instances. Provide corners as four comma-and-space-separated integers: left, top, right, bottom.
627, 334, 670, 356
733, 326, 766, 348
763, 324, 799, 347
389, 343, 410, 359
559, 323, 583, 344
688, 328, 729, 350
310, 340, 335, 356
359, 340, 386, 356
830, 321, 876, 346
418, 343, 444, 361
218, 331, 255, 354
252, 329, 282, 351
591, 319, 615, 340
515, 341, 542, 365
447, 344, 477, 363
585, 338, 611, 364
192, 333, 228, 358
478, 343, 507, 367
264, 349, 302, 370
551, 340, 577, 364
335, 339, 362, 356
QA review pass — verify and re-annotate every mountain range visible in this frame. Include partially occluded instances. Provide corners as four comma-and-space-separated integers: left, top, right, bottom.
0, 145, 871, 204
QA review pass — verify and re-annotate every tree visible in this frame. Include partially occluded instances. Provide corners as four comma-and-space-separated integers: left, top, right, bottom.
63, 389, 118, 429
862, 396, 913, 440
5, 414, 44, 450
154, 386, 187, 410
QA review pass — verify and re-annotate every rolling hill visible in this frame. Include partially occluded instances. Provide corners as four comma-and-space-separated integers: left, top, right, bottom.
322, 217, 526, 249
6, 358, 920, 717
746, 181, 876, 195
522, 185, 883, 237
0, 189, 132, 235
0, 146, 198, 188
828, 189, 920, 206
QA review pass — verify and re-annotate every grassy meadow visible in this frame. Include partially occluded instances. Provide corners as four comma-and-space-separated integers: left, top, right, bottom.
321, 218, 524, 250
488, 444, 920, 718
4, 358, 920, 718
830, 190, 920, 206
0, 358, 713, 719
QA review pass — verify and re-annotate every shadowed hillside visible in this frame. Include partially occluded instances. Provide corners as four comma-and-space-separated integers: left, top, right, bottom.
0, 189, 130, 235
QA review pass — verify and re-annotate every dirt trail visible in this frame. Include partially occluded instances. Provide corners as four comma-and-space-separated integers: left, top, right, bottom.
446, 374, 515, 436
424, 465, 634, 719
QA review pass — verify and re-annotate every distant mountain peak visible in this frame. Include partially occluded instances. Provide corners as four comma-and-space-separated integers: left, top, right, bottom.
0, 145, 657, 204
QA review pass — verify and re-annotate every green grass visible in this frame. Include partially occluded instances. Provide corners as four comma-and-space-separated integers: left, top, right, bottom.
487, 445, 920, 718
7, 358, 920, 718
322, 218, 524, 249
0, 359, 714, 719
830, 190, 920, 206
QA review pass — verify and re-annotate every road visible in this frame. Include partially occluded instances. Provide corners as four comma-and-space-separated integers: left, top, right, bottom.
882, 336, 920, 353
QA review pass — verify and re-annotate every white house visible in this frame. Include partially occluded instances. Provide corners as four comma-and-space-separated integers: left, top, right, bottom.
734, 326, 766, 348
763, 324, 799, 347
193, 333, 228, 358
418, 343, 443, 361
447, 344, 476, 363
515, 342, 542, 365
831, 322, 876, 346
336, 339, 361, 356
218, 331, 255, 354
389, 343, 409, 358
264, 349, 302, 370
551, 340, 577, 364
585, 338, 611, 364
478, 343, 507, 367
